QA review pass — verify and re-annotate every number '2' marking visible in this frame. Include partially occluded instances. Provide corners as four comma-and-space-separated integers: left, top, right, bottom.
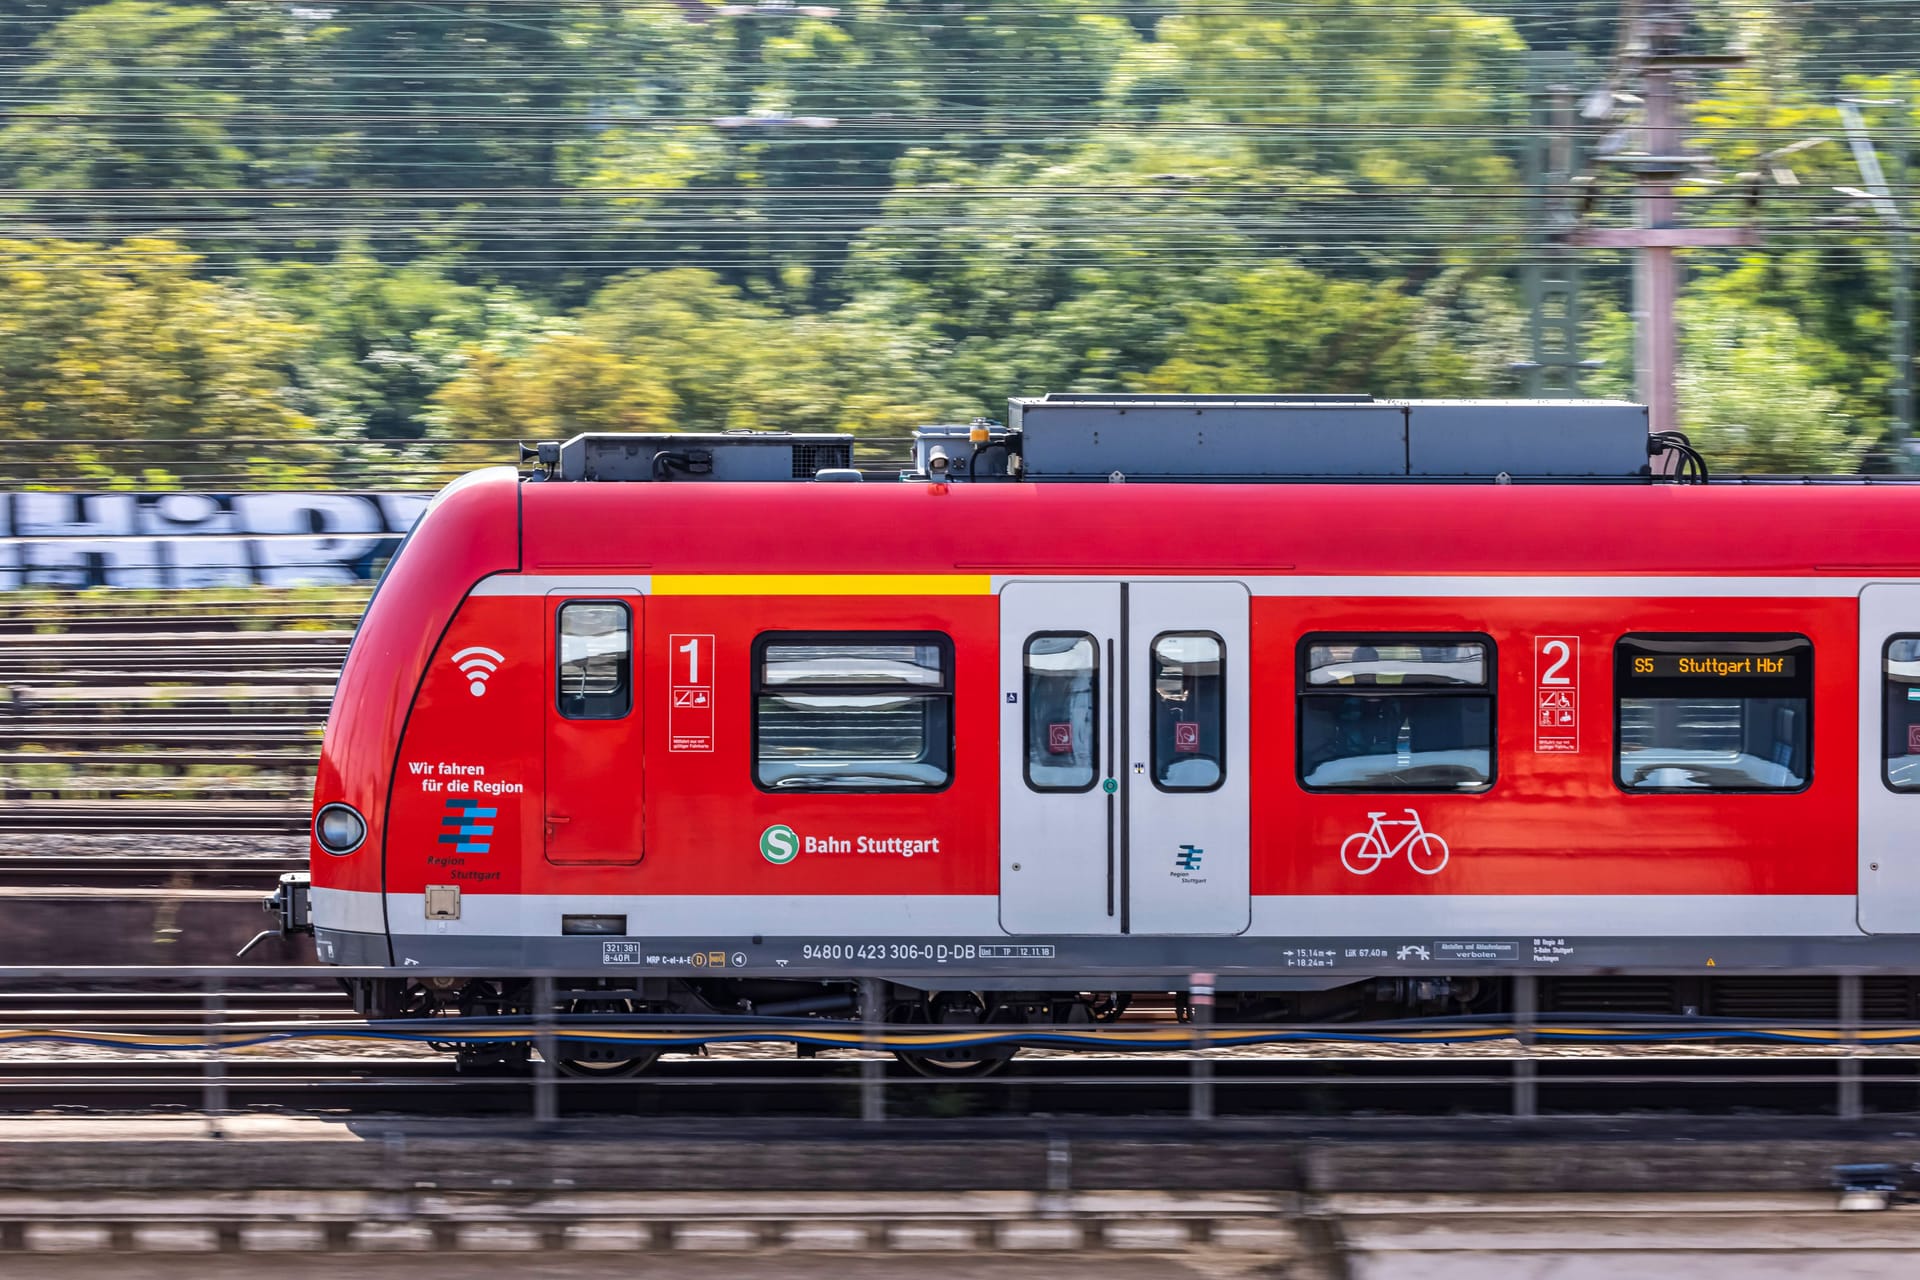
1540, 639, 1572, 686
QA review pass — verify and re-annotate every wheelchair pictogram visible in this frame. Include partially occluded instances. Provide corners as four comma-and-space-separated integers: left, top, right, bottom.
1339, 808, 1450, 876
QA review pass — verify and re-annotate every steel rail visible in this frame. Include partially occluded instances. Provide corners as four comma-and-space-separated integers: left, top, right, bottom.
0, 961, 1902, 1130
0, 1049, 1911, 1123
1, 607, 339, 836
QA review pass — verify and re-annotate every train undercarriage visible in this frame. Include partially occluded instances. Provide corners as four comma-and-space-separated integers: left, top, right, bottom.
339, 973, 1920, 1079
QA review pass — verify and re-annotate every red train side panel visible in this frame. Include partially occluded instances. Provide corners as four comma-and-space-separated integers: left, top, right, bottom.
309, 478, 1920, 979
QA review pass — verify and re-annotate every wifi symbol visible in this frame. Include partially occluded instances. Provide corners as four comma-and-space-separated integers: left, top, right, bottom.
452, 646, 505, 697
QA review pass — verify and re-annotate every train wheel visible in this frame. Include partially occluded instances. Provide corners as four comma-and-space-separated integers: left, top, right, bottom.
896, 1048, 1016, 1079
541, 996, 662, 1079
553, 1051, 660, 1080
893, 991, 1019, 1079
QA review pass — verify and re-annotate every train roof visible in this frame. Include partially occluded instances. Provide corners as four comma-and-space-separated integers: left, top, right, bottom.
441, 467, 1917, 581
446, 396, 1916, 582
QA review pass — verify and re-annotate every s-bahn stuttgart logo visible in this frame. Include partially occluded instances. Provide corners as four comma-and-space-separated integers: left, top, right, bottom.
760, 824, 800, 865
759, 823, 941, 863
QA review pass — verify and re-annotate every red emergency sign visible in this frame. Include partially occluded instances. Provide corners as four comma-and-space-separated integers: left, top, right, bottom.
1047, 723, 1074, 754
1174, 721, 1200, 752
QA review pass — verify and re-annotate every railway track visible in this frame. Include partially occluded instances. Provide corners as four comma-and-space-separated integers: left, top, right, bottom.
1, 801, 310, 835
0, 855, 302, 888
2, 1052, 1915, 1120
0, 610, 364, 637
0, 967, 1913, 1119
0, 593, 345, 840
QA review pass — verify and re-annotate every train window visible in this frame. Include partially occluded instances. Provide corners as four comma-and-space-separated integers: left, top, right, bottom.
1615, 634, 1812, 792
1297, 635, 1494, 792
1024, 633, 1099, 792
556, 600, 631, 720
1151, 633, 1225, 791
1884, 636, 1920, 791
753, 634, 952, 792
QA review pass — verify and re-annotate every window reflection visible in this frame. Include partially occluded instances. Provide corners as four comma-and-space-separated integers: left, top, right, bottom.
1299, 637, 1492, 791
1886, 636, 1920, 791
558, 601, 630, 719
1615, 636, 1810, 792
754, 635, 951, 791
1152, 633, 1224, 791
1024, 634, 1098, 791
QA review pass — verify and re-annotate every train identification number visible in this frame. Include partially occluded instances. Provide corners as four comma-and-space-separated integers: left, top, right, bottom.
799, 942, 1054, 962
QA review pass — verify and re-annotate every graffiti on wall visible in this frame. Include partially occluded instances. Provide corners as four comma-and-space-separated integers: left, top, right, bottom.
0, 492, 432, 590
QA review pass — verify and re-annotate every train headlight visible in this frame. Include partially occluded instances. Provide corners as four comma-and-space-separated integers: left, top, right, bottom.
314, 804, 367, 855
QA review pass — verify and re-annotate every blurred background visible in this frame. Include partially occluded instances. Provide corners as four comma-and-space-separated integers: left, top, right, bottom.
1, 0, 1916, 492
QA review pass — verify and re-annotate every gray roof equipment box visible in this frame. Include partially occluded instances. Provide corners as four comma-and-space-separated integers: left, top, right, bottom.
1007, 394, 1650, 480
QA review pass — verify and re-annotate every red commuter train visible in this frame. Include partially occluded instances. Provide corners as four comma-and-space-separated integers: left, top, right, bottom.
283, 395, 1920, 1072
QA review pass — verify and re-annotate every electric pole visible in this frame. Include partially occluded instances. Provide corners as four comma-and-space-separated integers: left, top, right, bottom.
1566, 1, 1752, 435
1516, 56, 1594, 397
1837, 98, 1915, 466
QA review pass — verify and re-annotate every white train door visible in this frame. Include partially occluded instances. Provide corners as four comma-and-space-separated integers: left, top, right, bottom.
999, 580, 1250, 935
1126, 581, 1251, 934
1859, 584, 1920, 933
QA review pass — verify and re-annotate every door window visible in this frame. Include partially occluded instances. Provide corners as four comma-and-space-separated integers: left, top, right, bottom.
1150, 632, 1225, 791
1885, 636, 1920, 790
1024, 633, 1099, 791
557, 600, 631, 719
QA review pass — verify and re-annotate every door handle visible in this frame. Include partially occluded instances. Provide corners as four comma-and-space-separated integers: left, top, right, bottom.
547, 815, 572, 822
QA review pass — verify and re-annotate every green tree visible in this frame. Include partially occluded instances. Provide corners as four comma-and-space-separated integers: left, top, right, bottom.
0, 2, 252, 196
0, 238, 320, 485
1588, 279, 1866, 474
431, 267, 976, 441
1674, 293, 1866, 473
432, 329, 676, 446
846, 135, 1268, 406
1146, 2, 1527, 188
1140, 261, 1498, 396
250, 248, 491, 440
563, 2, 1143, 301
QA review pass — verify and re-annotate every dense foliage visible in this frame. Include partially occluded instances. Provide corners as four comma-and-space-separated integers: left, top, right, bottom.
0, 0, 1914, 482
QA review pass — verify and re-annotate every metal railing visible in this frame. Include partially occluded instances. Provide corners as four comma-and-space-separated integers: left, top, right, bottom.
0, 966, 1913, 1131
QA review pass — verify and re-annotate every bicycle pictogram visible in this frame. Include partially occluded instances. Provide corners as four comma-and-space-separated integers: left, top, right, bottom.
1339, 808, 1450, 876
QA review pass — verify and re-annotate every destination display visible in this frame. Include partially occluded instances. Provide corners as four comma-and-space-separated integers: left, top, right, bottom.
1628, 654, 1797, 679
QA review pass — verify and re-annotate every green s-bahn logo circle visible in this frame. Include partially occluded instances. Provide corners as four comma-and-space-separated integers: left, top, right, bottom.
760, 824, 800, 865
